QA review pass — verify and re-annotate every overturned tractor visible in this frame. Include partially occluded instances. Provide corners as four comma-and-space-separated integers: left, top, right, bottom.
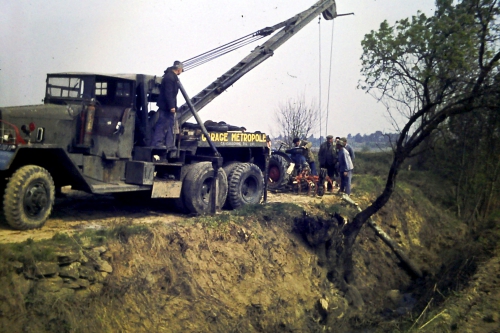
268, 143, 336, 196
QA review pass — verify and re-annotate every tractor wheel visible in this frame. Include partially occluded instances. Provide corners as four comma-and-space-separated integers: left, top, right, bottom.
4, 165, 55, 230
268, 154, 290, 191
227, 163, 264, 209
317, 168, 328, 197
182, 162, 228, 214
317, 183, 325, 197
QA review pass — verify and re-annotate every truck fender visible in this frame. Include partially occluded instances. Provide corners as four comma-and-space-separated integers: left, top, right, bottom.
4, 147, 91, 192
0, 150, 16, 171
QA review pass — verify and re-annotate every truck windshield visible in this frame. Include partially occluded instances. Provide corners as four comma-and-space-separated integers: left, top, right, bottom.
46, 77, 84, 99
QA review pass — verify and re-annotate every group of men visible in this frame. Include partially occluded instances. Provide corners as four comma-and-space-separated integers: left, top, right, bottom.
291, 136, 355, 196
319, 136, 354, 195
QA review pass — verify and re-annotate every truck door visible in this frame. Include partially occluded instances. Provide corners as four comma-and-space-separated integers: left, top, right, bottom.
79, 76, 136, 183
91, 76, 135, 160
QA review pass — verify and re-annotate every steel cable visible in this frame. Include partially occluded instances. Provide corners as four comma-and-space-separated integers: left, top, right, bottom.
181, 19, 289, 71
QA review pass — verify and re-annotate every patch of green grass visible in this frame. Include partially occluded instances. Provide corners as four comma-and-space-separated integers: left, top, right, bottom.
352, 175, 386, 196
179, 202, 304, 232
70, 229, 108, 247
355, 151, 394, 177
231, 203, 264, 216
233, 202, 301, 218
0, 239, 58, 270
314, 201, 359, 221
486, 209, 500, 225
231, 202, 303, 228
194, 212, 232, 230
109, 223, 152, 243
398, 169, 455, 209
29, 245, 56, 262
51, 232, 72, 243
65, 222, 153, 245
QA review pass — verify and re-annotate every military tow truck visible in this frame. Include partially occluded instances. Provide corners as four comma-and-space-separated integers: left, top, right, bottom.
0, 0, 337, 230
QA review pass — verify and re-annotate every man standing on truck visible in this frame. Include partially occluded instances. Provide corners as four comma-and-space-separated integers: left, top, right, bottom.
318, 135, 338, 191
151, 60, 184, 150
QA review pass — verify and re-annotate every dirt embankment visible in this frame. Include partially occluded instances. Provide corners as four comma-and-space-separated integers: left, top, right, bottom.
0, 187, 498, 332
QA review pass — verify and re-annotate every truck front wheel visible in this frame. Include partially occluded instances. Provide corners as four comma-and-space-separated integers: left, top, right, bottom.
4, 165, 55, 230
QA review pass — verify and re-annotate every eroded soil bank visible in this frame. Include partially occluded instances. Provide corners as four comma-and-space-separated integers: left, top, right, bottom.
0, 188, 498, 332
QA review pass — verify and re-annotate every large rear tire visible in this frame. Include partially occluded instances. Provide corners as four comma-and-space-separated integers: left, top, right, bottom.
223, 162, 242, 209
4, 165, 55, 230
227, 163, 264, 209
223, 162, 241, 181
268, 154, 290, 191
174, 164, 196, 213
182, 162, 228, 214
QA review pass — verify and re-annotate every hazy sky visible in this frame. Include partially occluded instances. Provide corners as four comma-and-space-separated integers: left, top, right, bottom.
0, 0, 436, 137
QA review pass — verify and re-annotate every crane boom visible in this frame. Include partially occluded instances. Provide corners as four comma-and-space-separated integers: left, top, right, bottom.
177, 0, 337, 125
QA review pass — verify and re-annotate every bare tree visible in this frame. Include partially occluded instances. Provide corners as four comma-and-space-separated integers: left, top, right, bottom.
273, 95, 321, 146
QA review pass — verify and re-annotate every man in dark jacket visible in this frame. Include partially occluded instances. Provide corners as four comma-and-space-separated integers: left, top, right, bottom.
318, 135, 337, 190
151, 60, 183, 149
292, 137, 317, 175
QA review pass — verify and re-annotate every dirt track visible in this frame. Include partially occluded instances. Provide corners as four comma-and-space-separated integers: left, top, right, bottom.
0, 188, 338, 244
0, 189, 184, 244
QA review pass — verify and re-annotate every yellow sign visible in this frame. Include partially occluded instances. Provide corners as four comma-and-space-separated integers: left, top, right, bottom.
201, 132, 267, 143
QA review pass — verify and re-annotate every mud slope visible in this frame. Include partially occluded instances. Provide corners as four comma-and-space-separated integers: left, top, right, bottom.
1, 185, 495, 333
